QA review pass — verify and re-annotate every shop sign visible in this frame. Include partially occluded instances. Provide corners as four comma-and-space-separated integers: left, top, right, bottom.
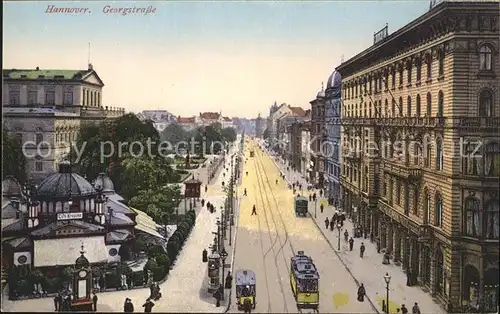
57, 212, 83, 220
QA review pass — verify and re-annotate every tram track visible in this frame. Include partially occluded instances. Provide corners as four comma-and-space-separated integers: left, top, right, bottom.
253, 145, 318, 314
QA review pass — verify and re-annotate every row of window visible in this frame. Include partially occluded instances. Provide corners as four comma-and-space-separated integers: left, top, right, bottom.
343, 45, 493, 101
344, 88, 495, 118
9, 90, 73, 106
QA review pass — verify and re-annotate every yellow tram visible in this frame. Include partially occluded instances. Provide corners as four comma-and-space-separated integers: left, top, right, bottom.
235, 269, 256, 310
290, 251, 319, 310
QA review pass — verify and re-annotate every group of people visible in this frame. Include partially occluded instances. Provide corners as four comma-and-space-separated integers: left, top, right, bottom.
122, 297, 155, 313
204, 200, 216, 213
53, 291, 73, 312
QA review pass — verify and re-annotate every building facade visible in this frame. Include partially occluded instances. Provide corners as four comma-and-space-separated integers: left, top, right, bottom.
277, 106, 307, 162
255, 113, 264, 138
310, 88, 326, 186
337, 1, 499, 312
176, 116, 200, 131
268, 102, 292, 150
2, 65, 124, 182
324, 71, 342, 206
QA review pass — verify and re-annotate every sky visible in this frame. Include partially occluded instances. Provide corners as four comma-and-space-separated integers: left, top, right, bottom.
3, 1, 431, 118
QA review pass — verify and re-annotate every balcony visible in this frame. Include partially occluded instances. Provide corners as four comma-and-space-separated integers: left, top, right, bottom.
382, 159, 422, 182
455, 116, 500, 133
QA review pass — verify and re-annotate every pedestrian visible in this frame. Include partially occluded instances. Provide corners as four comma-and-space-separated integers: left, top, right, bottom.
320, 203, 324, 213
330, 219, 334, 231
319, 189, 323, 197
142, 298, 155, 313
124, 298, 134, 313
332, 212, 338, 225
325, 217, 329, 229
205, 185, 208, 193
339, 213, 345, 227
313, 193, 317, 201
396, 308, 401, 314
360, 242, 365, 258
357, 283, 366, 302
214, 286, 223, 307
401, 304, 408, 314
225, 271, 233, 289
406, 269, 412, 286
349, 237, 354, 251
201, 199, 205, 207
309, 194, 312, 201
412, 302, 421, 314
276, 179, 278, 184
244, 188, 247, 196
299, 184, 302, 190
251, 205, 257, 215
92, 293, 98, 311
53, 293, 60, 311
344, 230, 349, 243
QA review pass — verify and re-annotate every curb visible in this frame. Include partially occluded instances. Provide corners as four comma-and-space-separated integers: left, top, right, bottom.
269, 152, 381, 314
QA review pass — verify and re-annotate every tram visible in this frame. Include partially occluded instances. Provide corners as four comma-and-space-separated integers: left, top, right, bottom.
294, 196, 309, 217
235, 269, 256, 311
290, 251, 319, 310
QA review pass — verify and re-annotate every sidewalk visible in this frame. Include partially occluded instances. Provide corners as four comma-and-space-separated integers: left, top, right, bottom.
270, 153, 445, 314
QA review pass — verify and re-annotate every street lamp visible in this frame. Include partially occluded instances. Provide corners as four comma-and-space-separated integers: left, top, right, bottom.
384, 272, 391, 313
314, 198, 318, 219
337, 223, 342, 250
229, 213, 234, 246
219, 248, 228, 300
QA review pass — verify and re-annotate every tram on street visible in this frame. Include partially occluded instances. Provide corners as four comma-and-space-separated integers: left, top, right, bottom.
235, 269, 256, 311
207, 252, 221, 293
294, 195, 309, 217
290, 251, 319, 310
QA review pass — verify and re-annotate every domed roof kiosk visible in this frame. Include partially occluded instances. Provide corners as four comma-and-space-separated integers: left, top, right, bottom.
2, 176, 23, 199
35, 161, 99, 217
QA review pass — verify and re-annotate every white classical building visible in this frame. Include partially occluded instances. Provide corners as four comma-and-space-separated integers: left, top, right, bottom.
2, 65, 124, 182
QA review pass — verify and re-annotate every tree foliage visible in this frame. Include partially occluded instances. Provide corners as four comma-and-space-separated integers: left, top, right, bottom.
128, 185, 182, 223
72, 114, 178, 200
2, 128, 26, 183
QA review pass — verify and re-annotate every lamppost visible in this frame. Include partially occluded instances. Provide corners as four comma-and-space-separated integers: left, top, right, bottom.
219, 248, 228, 300
314, 198, 318, 219
337, 223, 342, 250
229, 213, 234, 246
384, 272, 391, 313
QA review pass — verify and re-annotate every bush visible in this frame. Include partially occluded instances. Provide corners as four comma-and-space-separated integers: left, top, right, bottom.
17, 279, 32, 296
152, 266, 165, 281
105, 271, 119, 289
132, 271, 144, 286
148, 245, 166, 259
166, 240, 180, 261
156, 254, 170, 270
177, 169, 189, 175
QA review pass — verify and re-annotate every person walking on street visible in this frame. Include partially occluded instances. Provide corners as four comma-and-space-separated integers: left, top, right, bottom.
320, 203, 324, 213
344, 230, 349, 243
360, 242, 366, 258
332, 212, 338, 225
54, 293, 61, 311
124, 298, 134, 313
329, 219, 334, 231
325, 217, 329, 229
401, 304, 408, 314
349, 237, 354, 251
92, 293, 98, 311
357, 284, 366, 302
412, 302, 421, 314
251, 205, 257, 215
276, 179, 278, 184
205, 185, 208, 193
319, 189, 323, 197
244, 188, 247, 196
312, 193, 317, 201
143, 298, 155, 313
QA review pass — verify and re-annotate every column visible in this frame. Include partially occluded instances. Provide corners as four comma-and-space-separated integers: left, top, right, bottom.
387, 223, 394, 252
478, 255, 485, 311
411, 238, 420, 277
394, 227, 401, 263
380, 219, 387, 249
418, 244, 424, 283
403, 234, 410, 270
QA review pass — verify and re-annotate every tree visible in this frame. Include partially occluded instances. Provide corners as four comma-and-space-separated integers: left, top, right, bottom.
2, 129, 27, 183
128, 185, 182, 224
262, 128, 270, 139
221, 127, 237, 143
160, 123, 191, 146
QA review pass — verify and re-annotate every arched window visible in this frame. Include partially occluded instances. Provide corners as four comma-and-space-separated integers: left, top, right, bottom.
479, 89, 493, 117
34, 127, 43, 144
438, 50, 444, 76
407, 60, 412, 83
465, 196, 481, 237
426, 53, 432, 79
398, 97, 403, 116
423, 188, 431, 223
416, 59, 422, 82
426, 92, 432, 116
463, 141, 480, 175
384, 99, 388, 116
484, 142, 500, 176
485, 199, 499, 239
407, 95, 412, 117
416, 94, 421, 117
35, 155, 43, 172
435, 193, 443, 227
437, 91, 444, 117
436, 137, 444, 171
479, 45, 492, 70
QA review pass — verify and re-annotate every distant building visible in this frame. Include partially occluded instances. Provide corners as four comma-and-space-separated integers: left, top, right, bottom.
176, 116, 199, 131
255, 113, 264, 138
2, 65, 125, 182
199, 112, 223, 126
277, 105, 307, 161
267, 102, 293, 149
222, 116, 234, 129
309, 86, 326, 186
137, 110, 175, 133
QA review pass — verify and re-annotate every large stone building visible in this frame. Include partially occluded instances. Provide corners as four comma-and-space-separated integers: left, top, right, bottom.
267, 102, 293, 149
324, 72, 343, 205
2, 65, 124, 182
336, 1, 499, 312
137, 110, 175, 133
310, 87, 326, 186
277, 106, 308, 161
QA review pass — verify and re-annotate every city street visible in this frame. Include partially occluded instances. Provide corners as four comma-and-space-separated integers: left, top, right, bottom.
1, 142, 241, 313
271, 152, 445, 314
229, 140, 377, 313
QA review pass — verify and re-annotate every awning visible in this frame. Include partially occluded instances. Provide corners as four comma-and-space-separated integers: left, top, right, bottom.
135, 223, 164, 239
34, 236, 107, 267
130, 206, 165, 240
